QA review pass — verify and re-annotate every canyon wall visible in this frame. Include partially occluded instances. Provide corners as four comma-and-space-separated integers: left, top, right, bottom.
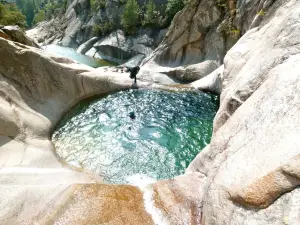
1, 0, 300, 224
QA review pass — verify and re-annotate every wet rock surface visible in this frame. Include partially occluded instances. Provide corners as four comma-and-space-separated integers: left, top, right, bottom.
33, 184, 154, 225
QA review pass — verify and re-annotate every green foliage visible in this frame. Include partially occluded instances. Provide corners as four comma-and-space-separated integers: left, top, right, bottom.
33, 9, 45, 25
219, 21, 240, 39
230, 28, 240, 36
257, 10, 266, 16
121, 0, 140, 34
0, 3, 26, 28
142, 0, 158, 27
165, 0, 184, 24
13, 0, 68, 28
90, 0, 106, 12
93, 21, 113, 36
215, 0, 227, 10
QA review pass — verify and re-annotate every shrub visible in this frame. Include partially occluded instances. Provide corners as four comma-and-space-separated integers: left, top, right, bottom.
165, 0, 184, 24
93, 21, 113, 36
215, 0, 227, 11
0, 3, 26, 28
90, 0, 106, 12
121, 0, 140, 34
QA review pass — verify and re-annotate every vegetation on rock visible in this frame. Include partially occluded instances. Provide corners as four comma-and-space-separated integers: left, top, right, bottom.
121, 0, 140, 34
165, 0, 184, 24
90, 0, 106, 12
2, 0, 186, 36
257, 10, 266, 16
142, 0, 161, 27
33, 9, 45, 24
0, 2, 26, 28
15, 0, 68, 27
93, 21, 113, 36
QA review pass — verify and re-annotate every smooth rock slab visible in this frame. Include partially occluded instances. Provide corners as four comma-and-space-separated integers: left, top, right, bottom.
33, 184, 154, 225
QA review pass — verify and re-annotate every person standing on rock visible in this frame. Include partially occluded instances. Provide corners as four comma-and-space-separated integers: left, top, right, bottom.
125, 66, 140, 85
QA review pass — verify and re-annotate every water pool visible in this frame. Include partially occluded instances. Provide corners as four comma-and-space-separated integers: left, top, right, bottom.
52, 89, 219, 184
43, 45, 111, 68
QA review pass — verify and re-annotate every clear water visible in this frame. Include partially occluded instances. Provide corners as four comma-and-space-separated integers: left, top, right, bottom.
43, 45, 111, 68
52, 89, 219, 184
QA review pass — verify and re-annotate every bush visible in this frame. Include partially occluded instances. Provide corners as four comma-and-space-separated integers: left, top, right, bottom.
121, 0, 140, 34
165, 0, 184, 24
93, 21, 113, 36
0, 3, 26, 28
90, 0, 106, 12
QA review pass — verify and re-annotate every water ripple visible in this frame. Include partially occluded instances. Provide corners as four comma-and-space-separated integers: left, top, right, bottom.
52, 89, 219, 184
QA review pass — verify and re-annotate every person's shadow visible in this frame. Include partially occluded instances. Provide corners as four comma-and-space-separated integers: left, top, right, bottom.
131, 82, 139, 89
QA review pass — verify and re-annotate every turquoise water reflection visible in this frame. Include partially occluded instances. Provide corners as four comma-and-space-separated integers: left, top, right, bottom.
43, 45, 111, 68
52, 89, 219, 184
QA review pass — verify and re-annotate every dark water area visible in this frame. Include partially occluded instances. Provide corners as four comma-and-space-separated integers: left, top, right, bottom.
52, 89, 219, 184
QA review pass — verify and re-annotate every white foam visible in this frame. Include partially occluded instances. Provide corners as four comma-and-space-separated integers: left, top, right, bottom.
142, 185, 170, 225
125, 174, 156, 188
125, 174, 169, 225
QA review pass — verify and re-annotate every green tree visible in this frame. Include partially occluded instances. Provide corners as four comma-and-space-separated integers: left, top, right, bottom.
142, 0, 158, 27
121, 0, 139, 34
165, 0, 184, 24
93, 21, 113, 36
0, 3, 26, 28
33, 9, 45, 25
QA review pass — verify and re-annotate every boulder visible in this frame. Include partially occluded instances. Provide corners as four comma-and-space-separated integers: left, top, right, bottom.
87, 30, 155, 63
167, 60, 219, 82
2, 26, 39, 47
189, 65, 223, 94
77, 37, 99, 54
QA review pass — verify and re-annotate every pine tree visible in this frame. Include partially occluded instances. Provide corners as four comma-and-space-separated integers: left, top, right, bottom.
142, 0, 157, 27
121, 0, 139, 34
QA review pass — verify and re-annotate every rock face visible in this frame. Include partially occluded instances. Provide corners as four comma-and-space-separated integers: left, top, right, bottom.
76, 36, 99, 54
140, 0, 276, 85
0, 25, 39, 47
26, 0, 167, 55
25, 0, 169, 66
84, 29, 164, 64
0, 37, 200, 224
186, 0, 300, 224
0, 37, 146, 224
2, 0, 300, 224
